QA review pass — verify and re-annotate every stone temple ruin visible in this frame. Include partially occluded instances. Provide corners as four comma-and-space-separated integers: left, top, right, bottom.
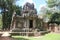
1, 2, 60, 37
11, 2, 38, 32
11, 2, 60, 36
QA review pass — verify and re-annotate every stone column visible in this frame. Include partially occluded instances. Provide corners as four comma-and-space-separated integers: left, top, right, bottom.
49, 24, 52, 31
54, 24, 58, 32
13, 21, 16, 29
26, 19, 29, 28
58, 25, 60, 33
24, 20, 26, 28
33, 20, 36, 28
24, 19, 29, 28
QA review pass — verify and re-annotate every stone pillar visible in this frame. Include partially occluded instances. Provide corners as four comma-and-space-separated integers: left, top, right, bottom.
54, 24, 58, 32
24, 20, 26, 28
11, 18, 16, 30
33, 20, 36, 28
26, 19, 29, 28
49, 24, 52, 31
24, 19, 29, 28
13, 21, 16, 29
58, 25, 60, 31
51, 24, 55, 32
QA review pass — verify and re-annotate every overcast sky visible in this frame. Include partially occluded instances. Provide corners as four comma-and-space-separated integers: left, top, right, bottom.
16, 0, 47, 14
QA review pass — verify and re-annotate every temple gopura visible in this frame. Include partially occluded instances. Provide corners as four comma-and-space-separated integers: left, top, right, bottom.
11, 2, 39, 32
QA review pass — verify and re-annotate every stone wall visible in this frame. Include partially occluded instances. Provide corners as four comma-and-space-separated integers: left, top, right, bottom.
49, 23, 60, 32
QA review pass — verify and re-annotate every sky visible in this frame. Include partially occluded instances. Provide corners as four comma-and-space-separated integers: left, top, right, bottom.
16, 0, 47, 14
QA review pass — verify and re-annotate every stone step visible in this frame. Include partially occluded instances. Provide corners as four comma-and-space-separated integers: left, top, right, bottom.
11, 28, 33, 32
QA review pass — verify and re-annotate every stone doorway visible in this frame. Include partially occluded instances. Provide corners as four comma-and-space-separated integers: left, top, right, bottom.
29, 20, 33, 28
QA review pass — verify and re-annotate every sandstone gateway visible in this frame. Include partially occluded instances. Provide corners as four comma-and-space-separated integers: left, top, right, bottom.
10, 2, 39, 32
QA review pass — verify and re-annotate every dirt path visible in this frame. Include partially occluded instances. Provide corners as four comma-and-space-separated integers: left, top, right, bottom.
0, 37, 16, 40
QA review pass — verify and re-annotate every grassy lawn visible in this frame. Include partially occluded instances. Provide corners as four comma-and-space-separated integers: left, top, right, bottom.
12, 33, 60, 40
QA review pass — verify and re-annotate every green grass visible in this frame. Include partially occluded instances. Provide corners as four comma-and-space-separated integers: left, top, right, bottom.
12, 33, 60, 40
41, 33, 60, 40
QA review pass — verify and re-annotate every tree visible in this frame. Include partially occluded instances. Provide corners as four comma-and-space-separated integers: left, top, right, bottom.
49, 13, 60, 24
0, 0, 20, 30
15, 6, 22, 16
47, 0, 60, 8
47, 0, 60, 24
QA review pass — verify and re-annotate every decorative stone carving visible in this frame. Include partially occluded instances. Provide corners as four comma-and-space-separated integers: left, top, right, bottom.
23, 2, 34, 10
22, 3, 37, 22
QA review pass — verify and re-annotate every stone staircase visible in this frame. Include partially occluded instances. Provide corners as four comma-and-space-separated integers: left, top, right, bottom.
10, 28, 40, 36
11, 28, 33, 32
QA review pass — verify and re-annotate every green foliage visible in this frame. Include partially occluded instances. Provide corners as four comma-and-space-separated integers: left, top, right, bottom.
47, 0, 60, 7
46, 0, 60, 24
46, 10, 60, 24
0, 0, 22, 30
46, 9, 52, 19
50, 13, 60, 23
15, 6, 22, 15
